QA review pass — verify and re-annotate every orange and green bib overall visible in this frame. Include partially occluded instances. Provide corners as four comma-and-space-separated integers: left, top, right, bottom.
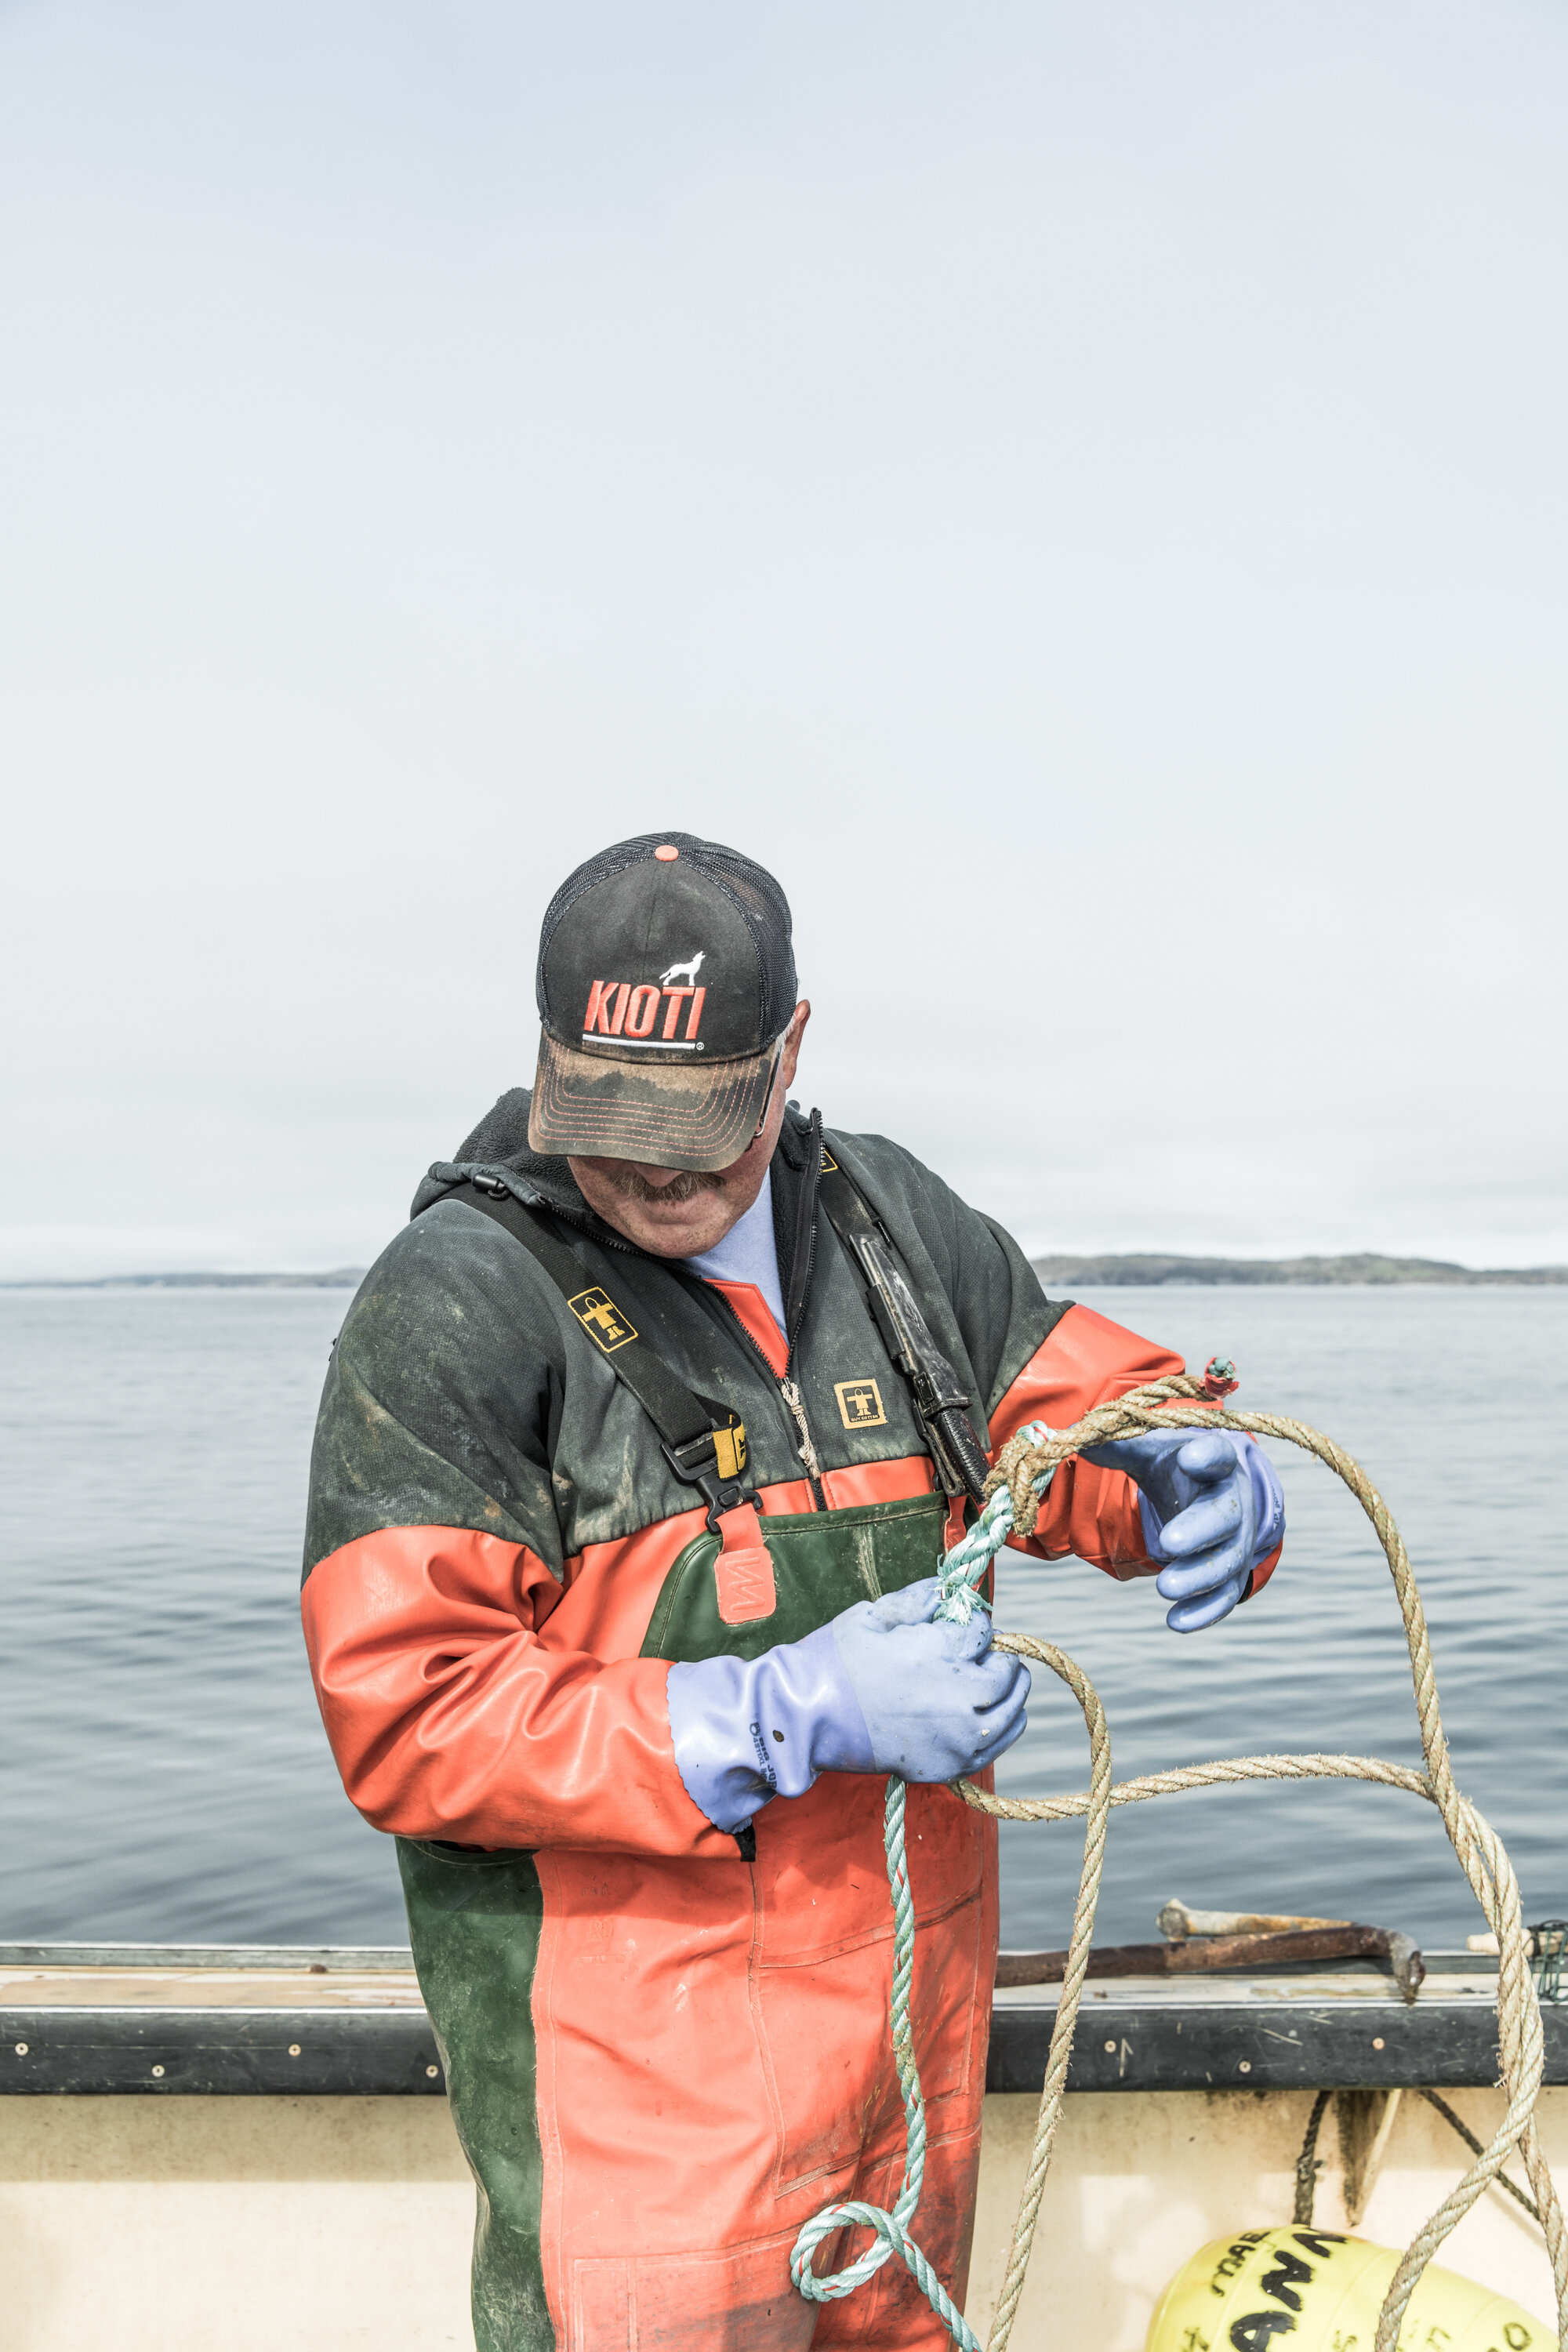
302, 1096, 1255, 2347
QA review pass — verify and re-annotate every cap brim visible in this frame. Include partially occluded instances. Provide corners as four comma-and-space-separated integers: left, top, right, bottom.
528, 1030, 779, 1172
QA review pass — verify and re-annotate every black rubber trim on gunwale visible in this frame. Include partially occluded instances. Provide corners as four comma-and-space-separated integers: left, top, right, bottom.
3, 1962, 1559, 2096
987, 1993, 1568, 2094
2, 2008, 445, 2096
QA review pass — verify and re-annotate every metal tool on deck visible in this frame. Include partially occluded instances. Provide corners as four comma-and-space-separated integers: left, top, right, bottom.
1159, 1897, 1347, 1940
996, 1895, 1426, 2002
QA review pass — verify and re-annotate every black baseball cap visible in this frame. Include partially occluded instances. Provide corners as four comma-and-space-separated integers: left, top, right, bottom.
528, 832, 799, 1171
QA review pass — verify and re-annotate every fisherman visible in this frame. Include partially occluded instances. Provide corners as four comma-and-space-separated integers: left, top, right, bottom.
302, 832, 1285, 2352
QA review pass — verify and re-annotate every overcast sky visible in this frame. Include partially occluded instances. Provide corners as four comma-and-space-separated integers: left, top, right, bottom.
4, 0, 1565, 1277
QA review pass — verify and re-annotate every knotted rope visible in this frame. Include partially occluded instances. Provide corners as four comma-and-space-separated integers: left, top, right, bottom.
789, 1368, 1566, 2352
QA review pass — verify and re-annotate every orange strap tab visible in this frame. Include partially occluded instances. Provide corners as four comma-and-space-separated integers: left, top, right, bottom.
712, 1504, 777, 1625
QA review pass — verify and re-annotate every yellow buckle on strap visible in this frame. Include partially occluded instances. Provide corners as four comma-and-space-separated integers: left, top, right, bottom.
711, 1421, 748, 1481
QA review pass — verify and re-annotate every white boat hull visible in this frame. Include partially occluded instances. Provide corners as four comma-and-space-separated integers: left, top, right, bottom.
2, 2083, 1562, 2350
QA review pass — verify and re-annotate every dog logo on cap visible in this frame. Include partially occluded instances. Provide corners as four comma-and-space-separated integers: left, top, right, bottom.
658, 950, 705, 989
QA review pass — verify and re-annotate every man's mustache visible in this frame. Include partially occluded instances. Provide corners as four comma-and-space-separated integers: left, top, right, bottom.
600, 1163, 727, 1204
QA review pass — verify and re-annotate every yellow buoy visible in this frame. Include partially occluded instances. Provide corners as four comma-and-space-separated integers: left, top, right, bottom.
1145, 2224, 1546, 2350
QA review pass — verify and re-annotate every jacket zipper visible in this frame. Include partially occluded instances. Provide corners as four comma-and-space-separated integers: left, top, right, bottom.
775, 1114, 826, 1505
775, 1125, 825, 1506
712, 1310, 826, 1511
778, 1379, 822, 1494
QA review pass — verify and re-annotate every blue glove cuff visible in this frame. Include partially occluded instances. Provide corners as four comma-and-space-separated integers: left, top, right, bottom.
666, 1626, 874, 1836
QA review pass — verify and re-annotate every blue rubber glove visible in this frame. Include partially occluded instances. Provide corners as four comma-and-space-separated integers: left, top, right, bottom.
666, 1577, 1031, 1836
1080, 1430, 1284, 1634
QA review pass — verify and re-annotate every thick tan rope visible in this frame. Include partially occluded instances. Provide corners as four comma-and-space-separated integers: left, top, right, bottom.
951, 1374, 1566, 2352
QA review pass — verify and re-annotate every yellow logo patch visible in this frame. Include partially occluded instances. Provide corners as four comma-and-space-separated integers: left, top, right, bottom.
568, 1287, 637, 1353
835, 1377, 887, 1430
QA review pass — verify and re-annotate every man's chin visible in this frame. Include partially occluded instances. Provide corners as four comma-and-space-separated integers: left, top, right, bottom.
631, 1203, 731, 1256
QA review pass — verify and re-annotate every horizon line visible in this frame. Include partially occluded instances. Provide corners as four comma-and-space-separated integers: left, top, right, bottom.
5, 1247, 1568, 1291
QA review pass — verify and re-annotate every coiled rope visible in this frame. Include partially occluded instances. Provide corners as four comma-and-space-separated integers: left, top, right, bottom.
788, 1368, 1566, 2352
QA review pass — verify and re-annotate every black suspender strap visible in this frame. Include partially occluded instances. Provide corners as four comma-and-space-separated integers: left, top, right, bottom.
813, 1145, 992, 1507
434, 1178, 756, 1524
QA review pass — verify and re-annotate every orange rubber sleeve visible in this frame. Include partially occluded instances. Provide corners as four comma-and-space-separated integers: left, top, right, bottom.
301, 1525, 736, 1856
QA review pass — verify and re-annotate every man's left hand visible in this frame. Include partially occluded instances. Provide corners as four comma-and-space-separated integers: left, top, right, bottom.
1080, 1429, 1283, 1634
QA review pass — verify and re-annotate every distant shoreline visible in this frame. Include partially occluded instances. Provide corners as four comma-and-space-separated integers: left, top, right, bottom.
0, 1270, 368, 1291
5, 1250, 1566, 1290
1031, 1252, 1568, 1287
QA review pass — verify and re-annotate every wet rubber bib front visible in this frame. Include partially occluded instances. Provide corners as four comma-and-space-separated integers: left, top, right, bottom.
639, 1489, 952, 1664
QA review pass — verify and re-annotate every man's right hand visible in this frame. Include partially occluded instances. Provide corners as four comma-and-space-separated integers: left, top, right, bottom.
825, 1577, 1031, 1781
665, 1577, 1030, 1836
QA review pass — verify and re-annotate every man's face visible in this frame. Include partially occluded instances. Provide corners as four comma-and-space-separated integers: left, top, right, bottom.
569, 1001, 809, 1257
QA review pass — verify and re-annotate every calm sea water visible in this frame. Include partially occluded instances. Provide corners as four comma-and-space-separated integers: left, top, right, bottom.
1, 1283, 1561, 1951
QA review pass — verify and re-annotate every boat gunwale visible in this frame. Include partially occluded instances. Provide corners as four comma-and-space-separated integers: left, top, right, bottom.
0, 1944, 1557, 2099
